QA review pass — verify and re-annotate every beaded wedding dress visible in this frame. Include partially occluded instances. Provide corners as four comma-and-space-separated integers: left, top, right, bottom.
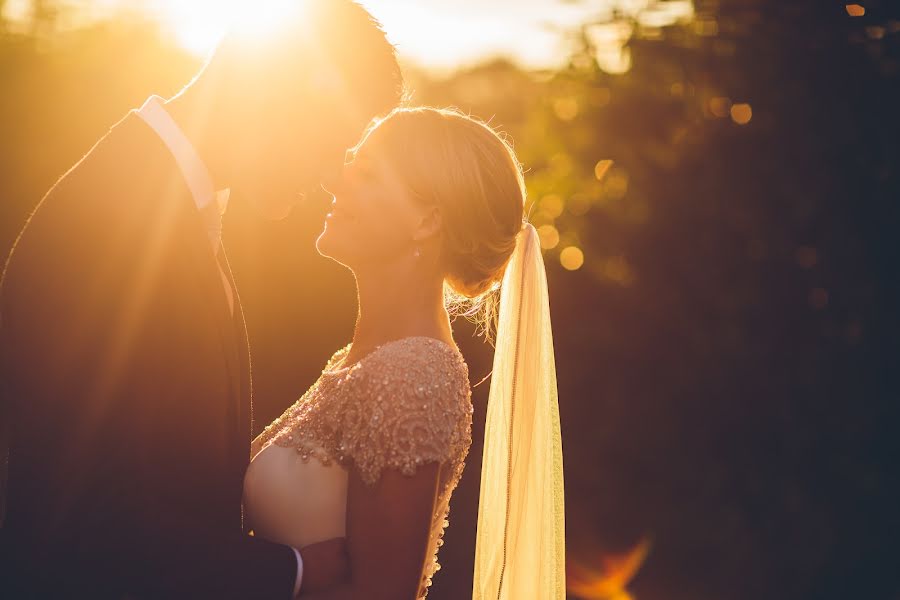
243, 336, 473, 598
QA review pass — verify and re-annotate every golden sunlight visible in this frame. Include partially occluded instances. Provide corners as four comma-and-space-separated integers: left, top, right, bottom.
144, 0, 697, 72
567, 538, 652, 600
158, 0, 305, 56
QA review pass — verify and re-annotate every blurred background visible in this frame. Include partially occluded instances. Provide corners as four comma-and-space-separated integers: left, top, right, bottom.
2, 1, 900, 598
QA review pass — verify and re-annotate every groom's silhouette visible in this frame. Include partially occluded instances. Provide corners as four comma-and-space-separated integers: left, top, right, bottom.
0, 2, 402, 598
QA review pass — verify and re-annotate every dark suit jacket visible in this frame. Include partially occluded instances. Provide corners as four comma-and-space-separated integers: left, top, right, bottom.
0, 112, 296, 598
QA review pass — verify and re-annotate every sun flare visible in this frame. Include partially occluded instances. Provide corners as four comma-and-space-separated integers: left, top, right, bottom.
158, 0, 306, 56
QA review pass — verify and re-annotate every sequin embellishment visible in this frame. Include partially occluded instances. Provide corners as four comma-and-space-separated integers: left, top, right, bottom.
252, 336, 474, 599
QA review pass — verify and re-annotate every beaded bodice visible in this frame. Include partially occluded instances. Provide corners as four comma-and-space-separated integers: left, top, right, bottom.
251, 336, 473, 597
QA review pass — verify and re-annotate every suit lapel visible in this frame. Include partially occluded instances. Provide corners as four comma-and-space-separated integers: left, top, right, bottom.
216, 247, 254, 533
132, 108, 248, 469
180, 214, 243, 417
217, 248, 252, 452
134, 109, 244, 432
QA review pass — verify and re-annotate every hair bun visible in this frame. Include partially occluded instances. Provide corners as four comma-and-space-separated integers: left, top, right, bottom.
445, 227, 520, 299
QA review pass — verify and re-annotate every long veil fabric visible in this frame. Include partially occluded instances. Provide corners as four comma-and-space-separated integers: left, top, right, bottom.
473, 223, 566, 600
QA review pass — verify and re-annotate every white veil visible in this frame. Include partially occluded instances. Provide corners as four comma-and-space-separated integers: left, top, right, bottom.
473, 223, 566, 599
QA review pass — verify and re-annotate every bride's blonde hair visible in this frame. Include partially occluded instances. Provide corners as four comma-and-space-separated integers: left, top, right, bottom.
357, 107, 526, 343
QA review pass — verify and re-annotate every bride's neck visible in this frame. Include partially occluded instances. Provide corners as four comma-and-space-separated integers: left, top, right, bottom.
350, 266, 453, 357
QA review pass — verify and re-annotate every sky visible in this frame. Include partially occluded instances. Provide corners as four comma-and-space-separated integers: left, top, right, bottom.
2, 0, 693, 72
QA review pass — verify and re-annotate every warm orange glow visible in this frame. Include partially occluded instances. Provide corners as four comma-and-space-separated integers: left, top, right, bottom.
594, 159, 614, 181
538, 224, 561, 250
554, 97, 580, 121
846, 4, 866, 17
731, 103, 753, 125
159, 0, 307, 56
567, 538, 652, 600
541, 194, 565, 219
560, 246, 585, 271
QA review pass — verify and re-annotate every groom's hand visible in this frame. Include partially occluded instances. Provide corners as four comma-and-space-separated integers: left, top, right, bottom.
298, 537, 350, 593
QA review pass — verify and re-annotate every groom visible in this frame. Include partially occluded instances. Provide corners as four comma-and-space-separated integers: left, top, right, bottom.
0, 2, 401, 598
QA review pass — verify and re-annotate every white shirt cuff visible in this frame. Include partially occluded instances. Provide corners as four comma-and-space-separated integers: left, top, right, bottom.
291, 546, 304, 598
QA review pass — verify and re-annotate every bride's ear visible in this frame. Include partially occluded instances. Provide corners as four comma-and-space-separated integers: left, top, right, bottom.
412, 205, 442, 242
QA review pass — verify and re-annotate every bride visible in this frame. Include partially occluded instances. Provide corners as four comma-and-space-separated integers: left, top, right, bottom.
243, 107, 565, 599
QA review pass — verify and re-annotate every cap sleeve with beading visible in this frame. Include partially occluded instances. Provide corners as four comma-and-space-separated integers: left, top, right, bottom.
337, 337, 473, 486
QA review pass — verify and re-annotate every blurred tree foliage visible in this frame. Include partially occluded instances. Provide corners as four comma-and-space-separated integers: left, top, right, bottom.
2, 1, 899, 599
408, 2, 900, 598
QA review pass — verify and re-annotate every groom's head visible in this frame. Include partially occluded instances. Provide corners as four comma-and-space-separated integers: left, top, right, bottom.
182, 0, 403, 217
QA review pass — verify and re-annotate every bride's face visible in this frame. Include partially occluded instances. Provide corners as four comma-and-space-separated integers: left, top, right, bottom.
316, 128, 433, 270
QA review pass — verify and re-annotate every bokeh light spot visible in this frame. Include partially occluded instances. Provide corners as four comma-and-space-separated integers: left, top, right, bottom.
540, 193, 565, 219
846, 4, 866, 17
553, 97, 579, 121
560, 246, 585, 271
537, 224, 561, 250
594, 159, 614, 181
731, 103, 753, 125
